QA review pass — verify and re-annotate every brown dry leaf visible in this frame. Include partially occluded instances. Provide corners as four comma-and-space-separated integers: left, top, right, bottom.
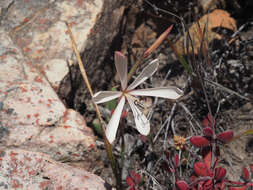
131, 23, 156, 56
121, 23, 155, 61
175, 9, 237, 54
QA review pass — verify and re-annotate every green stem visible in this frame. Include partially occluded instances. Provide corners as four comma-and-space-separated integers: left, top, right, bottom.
127, 59, 144, 82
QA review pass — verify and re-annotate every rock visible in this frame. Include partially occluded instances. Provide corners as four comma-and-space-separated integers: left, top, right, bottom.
1, 0, 126, 92
43, 59, 70, 90
1, 0, 127, 116
34, 109, 96, 161
2, 80, 66, 126
0, 0, 127, 187
2, 0, 104, 90
0, 21, 103, 190
59, 0, 126, 111
0, 29, 96, 161
0, 149, 108, 190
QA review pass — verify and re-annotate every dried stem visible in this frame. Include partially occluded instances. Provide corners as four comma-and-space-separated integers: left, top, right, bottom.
65, 22, 121, 188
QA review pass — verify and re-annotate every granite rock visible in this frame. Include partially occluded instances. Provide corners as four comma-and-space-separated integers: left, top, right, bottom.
0, 0, 126, 188
0, 149, 108, 190
0, 29, 95, 161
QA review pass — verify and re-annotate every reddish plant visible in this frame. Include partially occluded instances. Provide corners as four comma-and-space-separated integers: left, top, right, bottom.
203, 113, 215, 128
187, 115, 233, 189
227, 166, 253, 190
190, 114, 234, 147
162, 114, 252, 190
176, 180, 189, 190
190, 130, 234, 147
111, 109, 128, 119
126, 170, 141, 190
162, 151, 181, 176
189, 146, 227, 190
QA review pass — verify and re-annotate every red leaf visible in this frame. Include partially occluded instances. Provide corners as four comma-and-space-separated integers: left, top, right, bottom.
203, 127, 214, 137
126, 176, 135, 186
174, 154, 179, 168
130, 170, 136, 177
134, 173, 141, 184
140, 135, 148, 143
215, 167, 227, 180
170, 166, 176, 173
190, 175, 197, 183
247, 183, 253, 187
121, 110, 128, 118
194, 162, 209, 176
176, 180, 189, 190
190, 136, 210, 147
203, 148, 213, 170
162, 161, 170, 172
227, 180, 245, 186
250, 164, 253, 174
111, 109, 128, 118
228, 186, 248, 190
198, 181, 204, 190
242, 167, 250, 181
215, 181, 226, 190
164, 151, 170, 161
203, 179, 213, 189
217, 131, 234, 143
203, 113, 215, 128
130, 171, 141, 184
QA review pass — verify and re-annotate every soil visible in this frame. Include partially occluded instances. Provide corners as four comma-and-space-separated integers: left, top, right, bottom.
61, 0, 253, 189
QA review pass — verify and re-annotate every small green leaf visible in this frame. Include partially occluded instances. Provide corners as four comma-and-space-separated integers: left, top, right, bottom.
244, 129, 253, 135
105, 87, 117, 111
92, 118, 103, 136
178, 54, 193, 75
0, 102, 3, 110
169, 41, 193, 76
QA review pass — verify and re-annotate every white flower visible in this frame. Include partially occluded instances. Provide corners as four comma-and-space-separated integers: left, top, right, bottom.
93, 51, 183, 143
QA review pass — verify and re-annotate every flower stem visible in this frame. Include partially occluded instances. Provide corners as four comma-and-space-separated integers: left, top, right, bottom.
65, 22, 122, 189
127, 59, 143, 82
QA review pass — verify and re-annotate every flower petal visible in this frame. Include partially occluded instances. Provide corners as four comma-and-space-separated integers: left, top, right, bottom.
129, 87, 183, 99
126, 94, 150, 135
115, 51, 128, 90
106, 96, 126, 143
93, 91, 122, 104
127, 59, 159, 90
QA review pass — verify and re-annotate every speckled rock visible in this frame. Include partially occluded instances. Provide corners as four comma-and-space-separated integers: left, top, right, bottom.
33, 109, 96, 161
1, 0, 126, 109
0, 0, 126, 187
0, 149, 108, 190
1, 0, 104, 90
0, 21, 103, 189
0, 29, 95, 162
